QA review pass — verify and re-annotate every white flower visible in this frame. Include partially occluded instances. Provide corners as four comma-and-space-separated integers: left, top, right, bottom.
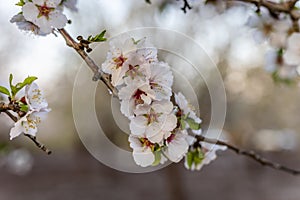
185, 142, 227, 171
9, 110, 49, 140
128, 135, 155, 167
269, 19, 292, 48
25, 82, 49, 111
266, 49, 298, 79
9, 83, 50, 140
163, 129, 189, 162
62, 0, 78, 12
10, 13, 47, 36
119, 81, 155, 118
247, 10, 275, 43
283, 33, 300, 66
149, 62, 173, 100
129, 100, 177, 143
175, 92, 202, 135
102, 36, 158, 87
113, 53, 151, 87
22, 0, 68, 34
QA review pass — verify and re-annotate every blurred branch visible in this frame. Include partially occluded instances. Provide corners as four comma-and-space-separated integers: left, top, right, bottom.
180, 0, 192, 13
57, 28, 118, 97
196, 135, 300, 175
227, 0, 300, 31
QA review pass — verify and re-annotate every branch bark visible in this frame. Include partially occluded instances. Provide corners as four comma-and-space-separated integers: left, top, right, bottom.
57, 28, 118, 97
196, 135, 300, 175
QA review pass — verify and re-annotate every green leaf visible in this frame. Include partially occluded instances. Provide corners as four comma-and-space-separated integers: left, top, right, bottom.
15, 76, 38, 92
0, 86, 10, 96
15, 0, 25, 6
9, 74, 17, 97
152, 151, 161, 166
87, 30, 107, 42
193, 149, 204, 165
186, 117, 201, 130
272, 71, 294, 85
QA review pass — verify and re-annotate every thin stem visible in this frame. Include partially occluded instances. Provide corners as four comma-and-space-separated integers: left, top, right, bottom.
196, 135, 300, 175
57, 28, 118, 97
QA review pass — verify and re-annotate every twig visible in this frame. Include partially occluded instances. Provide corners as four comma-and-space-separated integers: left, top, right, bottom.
178, 0, 192, 13
1, 103, 52, 155
196, 135, 300, 175
57, 28, 118, 97
24, 134, 52, 155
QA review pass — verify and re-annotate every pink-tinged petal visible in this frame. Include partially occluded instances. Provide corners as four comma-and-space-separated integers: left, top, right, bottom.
48, 11, 68, 29
35, 17, 53, 34
26, 83, 48, 111
9, 120, 24, 140
120, 99, 135, 118
22, 3, 39, 22
128, 135, 143, 149
152, 100, 173, 114
164, 133, 189, 162
145, 122, 162, 138
147, 132, 164, 144
130, 116, 147, 136
162, 114, 177, 132
132, 148, 155, 167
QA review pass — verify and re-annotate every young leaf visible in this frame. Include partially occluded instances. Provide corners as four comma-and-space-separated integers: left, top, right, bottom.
87, 30, 107, 42
16, 0, 25, 6
20, 104, 29, 112
9, 74, 17, 97
0, 86, 10, 96
186, 117, 201, 130
15, 76, 38, 92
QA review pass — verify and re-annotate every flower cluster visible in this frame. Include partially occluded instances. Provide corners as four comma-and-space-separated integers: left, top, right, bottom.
9, 82, 51, 140
247, 8, 299, 82
11, 0, 78, 35
102, 36, 226, 169
0, 75, 50, 140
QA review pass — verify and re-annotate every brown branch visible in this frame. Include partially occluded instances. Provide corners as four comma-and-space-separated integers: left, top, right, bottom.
1, 102, 52, 155
196, 135, 300, 175
24, 134, 52, 155
57, 28, 118, 97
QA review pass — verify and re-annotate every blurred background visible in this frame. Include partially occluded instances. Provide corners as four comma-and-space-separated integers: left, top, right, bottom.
0, 0, 300, 199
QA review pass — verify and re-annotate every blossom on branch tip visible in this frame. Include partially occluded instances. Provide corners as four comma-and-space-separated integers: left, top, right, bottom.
22, 0, 68, 34
9, 82, 50, 140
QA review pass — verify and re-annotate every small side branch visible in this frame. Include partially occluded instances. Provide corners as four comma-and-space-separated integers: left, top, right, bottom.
196, 135, 300, 175
57, 28, 118, 97
24, 134, 52, 155
180, 0, 192, 13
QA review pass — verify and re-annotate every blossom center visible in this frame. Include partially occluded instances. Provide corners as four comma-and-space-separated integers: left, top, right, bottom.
37, 4, 54, 19
113, 54, 127, 68
147, 109, 159, 124
140, 138, 155, 149
166, 134, 175, 143
133, 89, 146, 104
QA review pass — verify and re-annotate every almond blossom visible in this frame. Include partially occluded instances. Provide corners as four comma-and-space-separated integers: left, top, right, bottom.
101, 36, 157, 87
283, 33, 300, 66
9, 83, 50, 140
163, 129, 189, 162
128, 135, 155, 167
184, 142, 227, 171
175, 92, 202, 135
22, 0, 68, 34
119, 81, 155, 118
10, 13, 47, 36
149, 62, 173, 100
129, 100, 177, 143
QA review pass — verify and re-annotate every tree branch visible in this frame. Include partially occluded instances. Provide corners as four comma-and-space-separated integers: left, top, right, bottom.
57, 28, 118, 97
196, 135, 300, 175
1, 102, 52, 155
